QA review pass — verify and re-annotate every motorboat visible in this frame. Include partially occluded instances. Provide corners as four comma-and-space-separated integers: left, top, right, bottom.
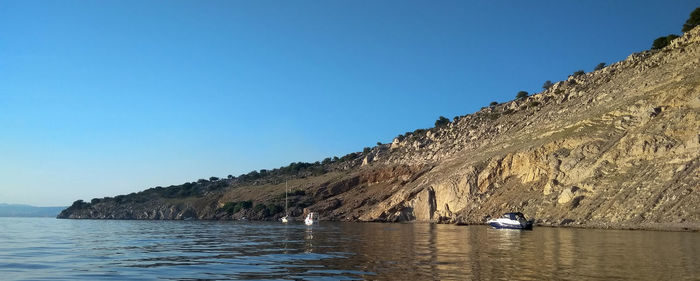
304, 212, 316, 226
486, 212, 533, 230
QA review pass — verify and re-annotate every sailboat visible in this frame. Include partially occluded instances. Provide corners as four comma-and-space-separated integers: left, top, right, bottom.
281, 181, 289, 223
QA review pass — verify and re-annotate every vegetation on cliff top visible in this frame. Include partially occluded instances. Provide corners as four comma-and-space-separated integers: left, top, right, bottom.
682, 7, 700, 32
652, 34, 681, 50
650, 6, 698, 50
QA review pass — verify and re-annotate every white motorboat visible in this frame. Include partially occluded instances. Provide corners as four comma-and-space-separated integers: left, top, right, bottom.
486, 212, 533, 230
304, 212, 316, 226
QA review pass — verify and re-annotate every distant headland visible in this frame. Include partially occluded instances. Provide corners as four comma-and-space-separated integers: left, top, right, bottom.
1, 203, 66, 217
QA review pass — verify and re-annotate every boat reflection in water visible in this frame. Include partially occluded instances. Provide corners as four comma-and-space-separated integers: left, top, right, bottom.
304, 227, 314, 253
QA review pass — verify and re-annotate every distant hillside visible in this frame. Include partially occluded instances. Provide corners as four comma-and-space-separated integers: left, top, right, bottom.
59, 26, 700, 231
0, 204, 66, 217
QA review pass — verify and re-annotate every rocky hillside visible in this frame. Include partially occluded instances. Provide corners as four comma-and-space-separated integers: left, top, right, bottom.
59, 27, 700, 231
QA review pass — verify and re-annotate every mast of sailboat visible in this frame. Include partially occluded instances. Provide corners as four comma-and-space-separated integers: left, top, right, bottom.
285, 180, 288, 217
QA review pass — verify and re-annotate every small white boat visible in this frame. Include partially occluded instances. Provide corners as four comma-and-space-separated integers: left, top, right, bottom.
281, 216, 288, 223
487, 212, 533, 230
304, 212, 316, 226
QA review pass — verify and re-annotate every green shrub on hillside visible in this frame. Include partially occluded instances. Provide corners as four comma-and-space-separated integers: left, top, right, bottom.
252, 203, 283, 216
339, 152, 357, 162
489, 101, 498, 106
266, 204, 283, 215
71, 200, 89, 209
594, 62, 606, 71
652, 34, 680, 50
254, 203, 267, 213
516, 91, 529, 99
160, 182, 203, 198
542, 80, 554, 90
240, 200, 252, 209
572, 70, 585, 77
434, 116, 450, 127
220, 200, 253, 214
682, 7, 700, 32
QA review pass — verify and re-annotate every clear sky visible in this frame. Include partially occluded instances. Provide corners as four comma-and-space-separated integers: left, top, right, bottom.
1, 1, 697, 206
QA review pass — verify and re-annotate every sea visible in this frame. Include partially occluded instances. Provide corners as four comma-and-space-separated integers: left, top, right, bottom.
0, 217, 698, 280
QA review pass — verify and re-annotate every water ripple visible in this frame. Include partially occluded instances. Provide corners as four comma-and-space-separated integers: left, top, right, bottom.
1, 218, 699, 280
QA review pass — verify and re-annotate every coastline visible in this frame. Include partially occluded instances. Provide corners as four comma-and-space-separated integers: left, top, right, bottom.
55, 215, 700, 232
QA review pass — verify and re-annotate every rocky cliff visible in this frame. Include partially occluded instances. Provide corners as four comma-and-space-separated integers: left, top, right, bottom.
59, 27, 700, 231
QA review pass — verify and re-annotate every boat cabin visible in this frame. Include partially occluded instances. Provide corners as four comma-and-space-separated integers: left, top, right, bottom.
503, 212, 527, 221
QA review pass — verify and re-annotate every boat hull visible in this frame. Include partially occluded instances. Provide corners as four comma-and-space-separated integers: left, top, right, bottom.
488, 221, 533, 230
304, 213, 315, 225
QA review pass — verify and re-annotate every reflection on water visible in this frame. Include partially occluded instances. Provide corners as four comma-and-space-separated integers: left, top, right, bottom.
304, 226, 314, 253
0, 218, 698, 280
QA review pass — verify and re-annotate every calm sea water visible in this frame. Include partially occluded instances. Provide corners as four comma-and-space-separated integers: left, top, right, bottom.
0, 218, 698, 280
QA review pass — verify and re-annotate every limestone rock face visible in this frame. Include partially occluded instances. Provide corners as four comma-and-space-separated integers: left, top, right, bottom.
557, 188, 575, 204
390, 138, 401, 149
59, 27, 700, 230
361, 155, 372, 166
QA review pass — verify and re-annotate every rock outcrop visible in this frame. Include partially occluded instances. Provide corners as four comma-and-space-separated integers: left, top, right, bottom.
59, 27, 700, 231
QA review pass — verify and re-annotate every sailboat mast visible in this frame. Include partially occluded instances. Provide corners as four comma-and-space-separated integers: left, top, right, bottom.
285, 180, 288, 216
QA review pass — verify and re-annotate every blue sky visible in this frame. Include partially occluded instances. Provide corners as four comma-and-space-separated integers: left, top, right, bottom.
1, 1, 697, 206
